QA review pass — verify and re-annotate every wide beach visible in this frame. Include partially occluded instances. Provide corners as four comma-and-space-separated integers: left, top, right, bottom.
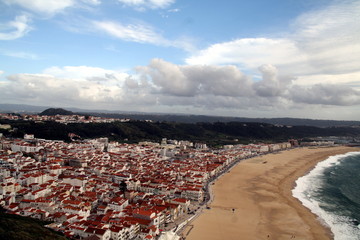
183, 146, 358, 240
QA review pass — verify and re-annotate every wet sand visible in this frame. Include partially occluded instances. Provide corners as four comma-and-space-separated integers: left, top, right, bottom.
184, 146, 358, 240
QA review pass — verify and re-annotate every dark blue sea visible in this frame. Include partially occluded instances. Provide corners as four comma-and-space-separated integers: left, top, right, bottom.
292, 151, 360, 240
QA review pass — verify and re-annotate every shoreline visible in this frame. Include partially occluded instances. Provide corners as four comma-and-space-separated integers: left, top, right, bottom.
182, 146, 359, 240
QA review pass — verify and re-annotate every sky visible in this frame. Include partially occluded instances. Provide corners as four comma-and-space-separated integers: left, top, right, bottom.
0, 0, 359, 120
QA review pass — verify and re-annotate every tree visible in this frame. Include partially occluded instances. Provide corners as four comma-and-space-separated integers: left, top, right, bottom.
119, 180, 127, 198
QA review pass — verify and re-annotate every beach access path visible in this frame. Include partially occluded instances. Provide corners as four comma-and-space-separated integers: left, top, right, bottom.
182, 146, 358, 240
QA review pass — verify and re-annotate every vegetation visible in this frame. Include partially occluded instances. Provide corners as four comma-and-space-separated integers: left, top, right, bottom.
1, 119, 360, 146
39, 108, 74, 116
0, 207, 67, 240
84, 112, 360, 127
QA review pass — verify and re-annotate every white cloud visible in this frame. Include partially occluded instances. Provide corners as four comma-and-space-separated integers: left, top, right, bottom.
80, 0, 101, 5
2, 50, 39, 60
186, 0, 360, 86
168, 8, 179, 12
43, 65, 128, 82
2, 0, 102, 18
0, 15, 32, 40
0, 70, 4, 75
117, 0, 175, 10
93, 20, 169, 45
294, 71, 360, 89
92, 20, 194, 50
3, 0, 75, 16
291, 0, 360, 75
0, 0, 101, 42
186, 38, 307, 71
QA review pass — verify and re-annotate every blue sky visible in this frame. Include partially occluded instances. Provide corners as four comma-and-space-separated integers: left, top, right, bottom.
0, 0, 359, 120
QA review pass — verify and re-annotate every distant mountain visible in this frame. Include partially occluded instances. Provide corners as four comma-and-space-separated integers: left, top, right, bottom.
0, 103, 139, 115
87, 113, 360, 128
2, 120, 360, 146
0, 103, 50, 113
39, 108, 74, 116
1, 103, 360, 127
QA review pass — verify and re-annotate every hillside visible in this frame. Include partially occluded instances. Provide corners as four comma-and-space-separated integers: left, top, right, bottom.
2, 120, 359, 146
85, 112, 360, 127
0, 208, 67, 240
1, 104, 360, 127
39, 108, 74, 116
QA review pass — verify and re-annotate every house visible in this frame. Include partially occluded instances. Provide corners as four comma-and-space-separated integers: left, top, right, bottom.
0, 182, 21, 194
83, 227, 111, 240
108, 225, 131, 240
169, 198, 190, 214
132, 208, 160, 227
108, 197, 129, 212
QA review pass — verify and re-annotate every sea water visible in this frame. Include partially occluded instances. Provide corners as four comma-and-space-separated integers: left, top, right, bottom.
292, 151, 360, 240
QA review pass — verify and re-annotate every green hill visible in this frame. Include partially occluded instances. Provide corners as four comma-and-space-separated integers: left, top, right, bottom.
2, 120, 360, 146
39, 108, 74, 116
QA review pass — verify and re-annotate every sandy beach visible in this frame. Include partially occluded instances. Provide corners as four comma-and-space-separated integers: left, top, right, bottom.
183, 146, 359, 240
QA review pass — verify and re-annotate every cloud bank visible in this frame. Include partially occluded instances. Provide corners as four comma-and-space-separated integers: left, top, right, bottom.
1, 66, 128, 107
1, 60, 359, 115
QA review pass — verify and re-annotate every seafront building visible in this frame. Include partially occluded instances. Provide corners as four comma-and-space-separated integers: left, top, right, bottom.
0, 132, 293, 239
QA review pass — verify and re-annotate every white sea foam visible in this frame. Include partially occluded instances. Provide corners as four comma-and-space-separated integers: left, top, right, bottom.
292, 151, 360, 240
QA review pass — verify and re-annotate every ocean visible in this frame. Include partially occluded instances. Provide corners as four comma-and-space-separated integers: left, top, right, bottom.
292, 151, 360, 240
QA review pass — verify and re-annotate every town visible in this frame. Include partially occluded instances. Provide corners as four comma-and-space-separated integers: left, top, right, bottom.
0, 112, 342, 240
0, 129, 297, 240
0, 112, 128, 124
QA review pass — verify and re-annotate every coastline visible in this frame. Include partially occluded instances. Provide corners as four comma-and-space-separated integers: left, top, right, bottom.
182, 146, 359, 240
